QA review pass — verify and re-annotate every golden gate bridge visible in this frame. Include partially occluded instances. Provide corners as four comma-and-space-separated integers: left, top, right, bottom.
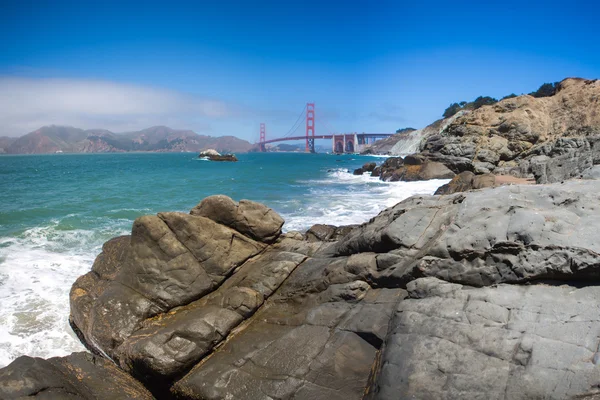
257, 103, 395, 153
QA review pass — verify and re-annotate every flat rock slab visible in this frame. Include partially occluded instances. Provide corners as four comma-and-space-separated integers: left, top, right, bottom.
172, 287, 405, 400
372, 277, 600, 399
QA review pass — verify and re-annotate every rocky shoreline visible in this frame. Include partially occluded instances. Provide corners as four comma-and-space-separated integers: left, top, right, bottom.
4, 171, 600, 398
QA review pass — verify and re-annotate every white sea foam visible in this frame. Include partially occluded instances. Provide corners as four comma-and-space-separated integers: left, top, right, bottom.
0, 219, 129, 367
282, 168, 449, 232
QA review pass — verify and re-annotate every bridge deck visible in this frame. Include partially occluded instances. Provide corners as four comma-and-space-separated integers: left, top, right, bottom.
262, 133, 394, 144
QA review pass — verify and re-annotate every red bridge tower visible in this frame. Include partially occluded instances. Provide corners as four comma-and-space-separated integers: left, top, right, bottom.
259, 123, 266, 152
305, 103, 315, 153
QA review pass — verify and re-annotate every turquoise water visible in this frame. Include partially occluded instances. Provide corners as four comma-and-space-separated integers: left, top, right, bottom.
0, 152, 448, 366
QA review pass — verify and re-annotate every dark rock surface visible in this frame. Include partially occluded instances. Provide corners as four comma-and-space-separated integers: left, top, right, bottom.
5, 179, 600, 399
0, 352, 154, 399
353, 162, 377, 175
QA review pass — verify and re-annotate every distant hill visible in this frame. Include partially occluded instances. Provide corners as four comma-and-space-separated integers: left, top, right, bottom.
270, 143, 304, 152
4, 125, 253, 154
0, 137, 16, 154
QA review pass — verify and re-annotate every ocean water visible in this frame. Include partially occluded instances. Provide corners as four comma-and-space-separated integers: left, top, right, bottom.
0, 152, 448, 367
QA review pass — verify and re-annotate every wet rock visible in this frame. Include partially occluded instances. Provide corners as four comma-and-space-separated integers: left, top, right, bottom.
198, 149, 238, 161
353, 162, 377, 175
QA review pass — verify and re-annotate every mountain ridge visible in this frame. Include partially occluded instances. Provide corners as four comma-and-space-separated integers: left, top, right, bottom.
2, 125, 253, 154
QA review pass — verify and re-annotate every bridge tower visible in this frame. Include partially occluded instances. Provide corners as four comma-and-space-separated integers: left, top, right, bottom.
259, 123, 266, 152
305, 103, 315, 153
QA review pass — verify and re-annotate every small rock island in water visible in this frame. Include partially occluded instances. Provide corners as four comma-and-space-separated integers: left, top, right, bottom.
199, 149, 238, 162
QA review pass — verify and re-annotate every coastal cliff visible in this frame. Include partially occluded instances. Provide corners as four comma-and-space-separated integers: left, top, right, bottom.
368, 78, 600, 184
4, 178, 600, 398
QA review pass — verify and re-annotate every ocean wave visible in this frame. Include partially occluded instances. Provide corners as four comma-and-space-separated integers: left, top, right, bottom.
281, 168, 448, 232
0, 218, 129, 367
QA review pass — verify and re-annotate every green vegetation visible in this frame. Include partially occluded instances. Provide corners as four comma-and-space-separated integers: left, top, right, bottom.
395, 127, 416, 134
442, 96, 498, 118
442, 81, 561, 118
529, 82, 559, 98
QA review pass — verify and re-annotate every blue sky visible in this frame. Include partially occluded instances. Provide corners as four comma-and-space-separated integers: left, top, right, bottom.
0, 0, 599, 141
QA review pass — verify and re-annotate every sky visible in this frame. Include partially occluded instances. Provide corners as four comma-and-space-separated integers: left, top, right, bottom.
1, 0, 599, 142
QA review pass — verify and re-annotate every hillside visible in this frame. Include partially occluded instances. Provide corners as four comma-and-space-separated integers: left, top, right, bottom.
4, 125, 252, 154
0, 137, 16, 154
367, 77, 600, 183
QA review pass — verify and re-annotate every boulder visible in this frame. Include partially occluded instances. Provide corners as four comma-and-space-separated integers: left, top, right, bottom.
191, 195, 284, 243
0, 352, 153, 400
305, 223, 356, 242
353, 162, 376, 175
385, 160, 455, 182
199, 149, 238, 162
434, 171, 476, 195
434, 171, 496, 195
362, 162, 377, 172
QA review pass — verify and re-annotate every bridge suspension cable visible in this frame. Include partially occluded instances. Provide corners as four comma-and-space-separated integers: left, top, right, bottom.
282, 104, 307, 138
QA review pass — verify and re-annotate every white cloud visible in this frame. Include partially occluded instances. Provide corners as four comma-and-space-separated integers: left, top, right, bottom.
0, 77, 238, 136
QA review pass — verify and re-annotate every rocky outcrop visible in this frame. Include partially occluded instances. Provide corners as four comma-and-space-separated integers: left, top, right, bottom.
199, 149, 238, 161
5, 179, 600, 398
416, 78, 600, 182
362, 112, 468, 155
353, 162, 377, 175
373, 156, 455, 182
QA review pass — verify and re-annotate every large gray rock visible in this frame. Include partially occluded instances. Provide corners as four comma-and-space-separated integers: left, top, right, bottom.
371, 277, 600, 399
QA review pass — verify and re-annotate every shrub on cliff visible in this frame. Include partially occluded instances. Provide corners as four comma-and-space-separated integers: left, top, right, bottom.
443, 103, 463, 118
442, 96, 498, 118
395, 127, 416, 134
530, 82, 559, 98
471, 96, 498, 109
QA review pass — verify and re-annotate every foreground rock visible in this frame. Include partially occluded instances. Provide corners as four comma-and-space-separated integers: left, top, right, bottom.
5, 179, 600, 398
199, 149, 238, 161
0, 352, 153, 399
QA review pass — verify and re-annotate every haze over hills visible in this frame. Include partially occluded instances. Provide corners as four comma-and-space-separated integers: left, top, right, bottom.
1, 125, 253, 154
